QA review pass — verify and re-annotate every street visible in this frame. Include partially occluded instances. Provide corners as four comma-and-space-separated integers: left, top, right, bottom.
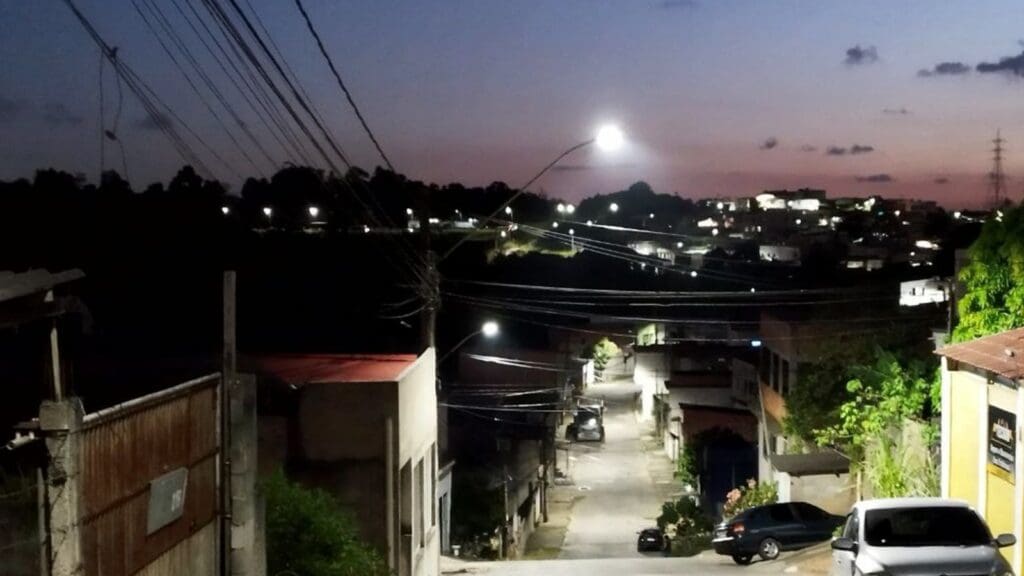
559, 375, 664, 560
449, 555, 778, 575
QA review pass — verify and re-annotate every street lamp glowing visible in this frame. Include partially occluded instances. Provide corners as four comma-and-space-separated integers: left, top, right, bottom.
262, 206, 273, 218
690, 270, 698, 278
566, 204, 575, 215
557, 203, 566, 214
595, 125, 624, 151
609, 202, 619, 213
505, 206, 513, 215
308, 206, 320, 218
552, 221, 559, 229
406, 207, 414, 216
221, 206, 230, 215
481, 321, 499, 338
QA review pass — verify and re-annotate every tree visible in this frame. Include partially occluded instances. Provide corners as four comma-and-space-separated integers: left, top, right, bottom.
953, 202, 1024, 342
264, 470, 388, 576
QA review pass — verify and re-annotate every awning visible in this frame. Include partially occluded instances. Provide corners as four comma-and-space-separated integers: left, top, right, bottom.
770, 451, 850, 476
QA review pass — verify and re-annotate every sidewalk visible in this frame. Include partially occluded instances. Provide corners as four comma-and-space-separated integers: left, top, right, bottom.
522, 481, 583, 559
638, 414, 685, 506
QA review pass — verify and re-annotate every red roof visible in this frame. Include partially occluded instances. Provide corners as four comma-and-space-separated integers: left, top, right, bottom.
937, 328, 1024, 382
251, 354, 419, 386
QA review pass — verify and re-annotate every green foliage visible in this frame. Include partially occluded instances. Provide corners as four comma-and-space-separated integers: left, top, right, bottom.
954, 202, 1024, 342
450, 468, 504, 558
782, 339, 875, 442
657, 496, 713, 537
263, 470, 388, 576
589, 337, 621, 374
668, 533, 712, 557
674, 445, 697, 487
722, 479, 778, 519
814, 349, 939, 455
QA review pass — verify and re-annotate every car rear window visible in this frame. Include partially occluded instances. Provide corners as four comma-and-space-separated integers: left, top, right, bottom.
864, 507, 991, 547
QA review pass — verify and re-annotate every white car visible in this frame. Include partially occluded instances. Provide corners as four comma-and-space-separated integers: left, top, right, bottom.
831, 498, 1016, 576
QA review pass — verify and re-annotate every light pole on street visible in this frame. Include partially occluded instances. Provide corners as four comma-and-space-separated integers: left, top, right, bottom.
438, 321, 500, 364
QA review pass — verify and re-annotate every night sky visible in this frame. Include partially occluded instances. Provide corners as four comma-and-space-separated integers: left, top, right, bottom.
3, 0, 1024, 207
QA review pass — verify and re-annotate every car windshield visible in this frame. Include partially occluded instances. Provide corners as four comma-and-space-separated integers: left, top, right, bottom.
864, 507, 992, 547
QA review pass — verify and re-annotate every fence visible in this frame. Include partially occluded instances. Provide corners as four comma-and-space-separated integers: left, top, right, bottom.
77, 373, 220, 576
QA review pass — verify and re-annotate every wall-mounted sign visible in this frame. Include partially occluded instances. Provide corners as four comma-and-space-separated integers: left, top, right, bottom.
988, 406, 1016, 485
147, 467, 189, 535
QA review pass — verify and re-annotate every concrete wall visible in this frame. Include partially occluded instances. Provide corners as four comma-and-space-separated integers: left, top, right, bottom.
300, 382, 394, 461
947, 371, 982, 507
634, 350, 669, 420
787, 473, 855, 515
397, 350, 440, 576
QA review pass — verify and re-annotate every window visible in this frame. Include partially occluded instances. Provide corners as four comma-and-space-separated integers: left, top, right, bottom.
430, 444, 437, 528
794, 502, 828, 521
769, 504, 795, 523
415, 458, 424, 548
864, 507, 991, 547
842, 513, 859, 540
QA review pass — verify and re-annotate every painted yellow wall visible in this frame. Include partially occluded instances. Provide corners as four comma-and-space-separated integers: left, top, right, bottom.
948, 371, 982, 508
988, 383, 1018, 566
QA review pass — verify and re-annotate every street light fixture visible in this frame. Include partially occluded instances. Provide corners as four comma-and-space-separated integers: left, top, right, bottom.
595, 125, 624, 151
439, 321, 500, 363
609, 202, 619, 213
221, 206, 230, 215
566, 204, 575, 215
308, 206, 320, 219
557, 203, 566, 214
262, 206, 273, 218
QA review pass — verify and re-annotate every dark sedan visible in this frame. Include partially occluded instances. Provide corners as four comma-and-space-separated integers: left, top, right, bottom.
637, 528, 667, 552
712, 502, 843, 565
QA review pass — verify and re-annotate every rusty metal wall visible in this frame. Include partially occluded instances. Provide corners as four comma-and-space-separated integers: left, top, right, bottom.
78, 374, 220, 576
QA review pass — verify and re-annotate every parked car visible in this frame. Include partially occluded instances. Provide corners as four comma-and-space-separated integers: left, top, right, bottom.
831, 497, 1016, 576
566, 405, 604, 442
713, 502, 844, 565
637, 527, 667, 552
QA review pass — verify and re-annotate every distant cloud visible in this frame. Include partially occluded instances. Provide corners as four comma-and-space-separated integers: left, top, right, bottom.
0, 95, 26, 123
882, 107, 910, 115
41, 102, 83, 126
759, 137, 778, 150
855, 173, 894, 183
976, 50, 1024, 77
657, 0, 697, 8
135, 111, 171, 131
934, 177, 950, 185
826, 146, 847, 156
845, 45, 879, 66
850, 144, 874, 155
917, 61, 971, 77
799, 145, 817, 153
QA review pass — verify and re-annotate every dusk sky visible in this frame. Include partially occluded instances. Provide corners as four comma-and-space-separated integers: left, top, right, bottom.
4, 0, 1024, 207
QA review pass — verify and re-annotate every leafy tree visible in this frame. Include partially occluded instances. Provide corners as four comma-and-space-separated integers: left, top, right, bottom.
953, 202, 1024, 342
264, 470, 388, 576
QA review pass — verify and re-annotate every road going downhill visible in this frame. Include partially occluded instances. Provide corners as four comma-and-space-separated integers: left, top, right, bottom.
558, 373, 663, 560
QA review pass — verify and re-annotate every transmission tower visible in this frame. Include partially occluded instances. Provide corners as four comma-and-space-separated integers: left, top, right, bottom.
988, 130, 1006, 209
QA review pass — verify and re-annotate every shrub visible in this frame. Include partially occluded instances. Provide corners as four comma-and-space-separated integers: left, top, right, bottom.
264, 470, 388, 576
722, 479, 778, 519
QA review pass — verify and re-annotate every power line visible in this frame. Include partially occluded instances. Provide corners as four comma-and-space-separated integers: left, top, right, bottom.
292, 0, 395, 171
60, 0, 216, 179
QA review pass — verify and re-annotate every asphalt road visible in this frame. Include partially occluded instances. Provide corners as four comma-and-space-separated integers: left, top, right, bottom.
558, 376, 663, 560
451, 554, 780, 576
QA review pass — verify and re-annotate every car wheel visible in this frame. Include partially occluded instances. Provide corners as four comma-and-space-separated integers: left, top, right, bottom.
758, 537, 781, 561
732, 555, 753, 565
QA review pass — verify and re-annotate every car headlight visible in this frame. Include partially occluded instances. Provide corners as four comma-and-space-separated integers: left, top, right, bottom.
586, 418, 597, 426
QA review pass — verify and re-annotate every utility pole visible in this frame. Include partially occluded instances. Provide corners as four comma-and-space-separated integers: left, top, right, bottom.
417, 187, 438, 351
989, 130, 1007, 209
221, 271, 236, 576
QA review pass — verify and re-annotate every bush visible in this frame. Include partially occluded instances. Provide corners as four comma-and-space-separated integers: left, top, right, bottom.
668, 533, 712, 557
264, 470, 388, 576
722, 479, 778, 519
657, 495, 713, 537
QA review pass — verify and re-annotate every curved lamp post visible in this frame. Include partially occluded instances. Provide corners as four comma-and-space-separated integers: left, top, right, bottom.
439, 321, 499, 364
440, 124, 625, 261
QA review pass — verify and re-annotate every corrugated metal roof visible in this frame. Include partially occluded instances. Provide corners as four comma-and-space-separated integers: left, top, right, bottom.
936, 327, 1024, 382
250, 353, 418, 386
0, 268, 84, 303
